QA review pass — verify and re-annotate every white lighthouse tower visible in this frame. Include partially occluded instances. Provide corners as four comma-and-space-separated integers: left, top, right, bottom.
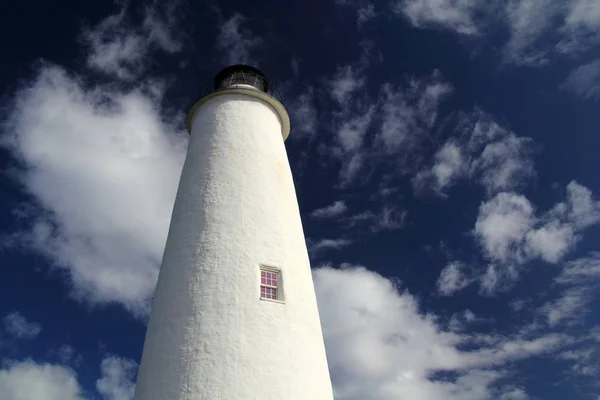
133, 65, 334, 400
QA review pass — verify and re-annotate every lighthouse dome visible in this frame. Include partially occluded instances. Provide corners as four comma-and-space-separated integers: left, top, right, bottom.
213, 64, 269, 93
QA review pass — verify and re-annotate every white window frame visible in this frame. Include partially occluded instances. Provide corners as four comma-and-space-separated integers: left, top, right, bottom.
259, 265, 284, 303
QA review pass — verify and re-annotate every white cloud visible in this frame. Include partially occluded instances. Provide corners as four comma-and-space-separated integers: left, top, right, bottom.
558, 0, 600, 55
374, 207, 408, 231
0, 355, 137, 400
339, 152, 367, 184
535, 252, 600, 330
0, 360, 84, 400
395, 0, 482, 35
542, 287, 592, 327
557, 347, 599, 377
437, 261, 473, 295
472, 182, 600, 292
96, 356, 137, 400
429, 142, 467, 189
3, 312, 41, 340
448, 309, 482, 332
48, 345, 83, 367
478, 264, 511, 295
413, 111, 536, 197
325, 64, 452, 185
561, 59, 600, 100
524, 221, 575, 263
83, 5, 181, 80
216, 13, 262, 65
310, 201, 349, 219
556, 252, 600, 285
565, 0, 600, 28
464, 309, 477, 322
329, 65, 366, 106
325, 59, 376, 184
474, 192, 535, 264
346, 206, 407, 233
395, 0, 600, 65
413, 141, 468, 195
289, 87, 318, 139
314, 265, 564, 400
502, 0, 562, 65
334, 0, 377, 26
0, 5, 189, 318
378, 73, 453, 153
552, 181, 600, 229
3, 63, 186, 316
499, 388, 529, 400
336, 104, 376, 153
473, 134, 536, 195
357, 4, 377, 25
308, 238, 353, 255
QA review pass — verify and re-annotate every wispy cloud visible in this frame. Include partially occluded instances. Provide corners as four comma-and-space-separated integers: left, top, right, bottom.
394, 0, 600, 66
561, 58, 600, 101
470, 181, 600, 293
216, 13, 262, 66
346, 206, 407, 233
334, 0, 377, 26
2, 312, 41, 340
310, 201, 349, 219
556, 252, 600, 285
413, 111, 536, 197
501, 0, 562, 65
308, 238, 353, 255
413, 140, 468, 196
83, 4, 182, 80
327, 63, 453, 186
536, 252, 600, 330
96, 356, 137, 400
330, 65, 367, 106
326, 59, 373, 184
48, 345, 83, 367
336, 105, 377, 153
378, 71, 453, 154
289, 87, 318, 139
394, 0, 483, 35
541, 287, 592, 327
437, 261, 474, 295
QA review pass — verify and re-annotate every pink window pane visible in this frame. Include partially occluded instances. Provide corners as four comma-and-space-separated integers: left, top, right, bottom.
260, 271, 278, 288
260, 286, 277, 299
260, 269, 281, 300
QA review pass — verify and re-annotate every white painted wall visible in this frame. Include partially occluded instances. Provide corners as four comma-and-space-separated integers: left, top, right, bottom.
134, 91, 334, 400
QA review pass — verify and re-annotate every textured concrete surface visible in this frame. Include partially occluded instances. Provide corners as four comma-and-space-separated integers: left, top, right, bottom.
133, 92, 334, 399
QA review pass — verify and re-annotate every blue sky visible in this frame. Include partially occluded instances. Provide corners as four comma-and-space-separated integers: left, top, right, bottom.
1, 0, 600, 399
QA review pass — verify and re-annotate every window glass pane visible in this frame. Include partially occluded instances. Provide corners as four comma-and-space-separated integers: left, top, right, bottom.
260, 268, 281, 300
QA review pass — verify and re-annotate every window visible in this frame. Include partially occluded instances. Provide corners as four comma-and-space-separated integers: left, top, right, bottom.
260, 267, 282, 301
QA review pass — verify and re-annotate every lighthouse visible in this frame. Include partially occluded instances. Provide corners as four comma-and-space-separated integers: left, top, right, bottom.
133, 65, 335, 399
